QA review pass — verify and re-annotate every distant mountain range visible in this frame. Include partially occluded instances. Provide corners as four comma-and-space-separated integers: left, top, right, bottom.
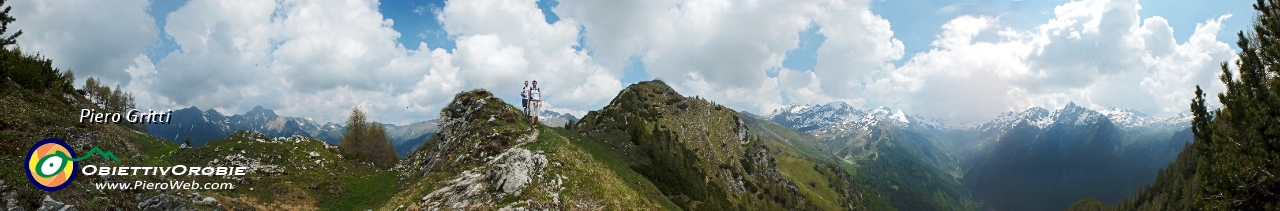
768, 102, 1190, 133
763, 101, 1192, 211
764, 102, 976, 209
146, 106, 420, 147
147, 106, 341, 147
978, 103, 1191, 133
538, 110, 579, 127
147, 105, 577, 157
962, 103, 1191, 211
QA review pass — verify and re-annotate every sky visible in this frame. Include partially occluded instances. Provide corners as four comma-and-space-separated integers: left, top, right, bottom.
6, 0, 1253, 125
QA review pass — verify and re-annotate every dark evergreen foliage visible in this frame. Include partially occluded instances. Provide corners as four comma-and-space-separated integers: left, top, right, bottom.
1113, 0, 1280, 209
0, 0, 19, 47
0, 0, 71, 93
1066, 197, 1116, 211
0, 48, 75, 93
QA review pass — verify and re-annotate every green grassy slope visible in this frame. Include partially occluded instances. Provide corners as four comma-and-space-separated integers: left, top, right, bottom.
537, 126, 683, 210
741, 114, 893, 211
573, 80, 887, 211
166, 131, 399, 210
384, 90, 673, 210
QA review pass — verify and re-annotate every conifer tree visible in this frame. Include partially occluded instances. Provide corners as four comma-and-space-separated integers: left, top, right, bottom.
1191, 0, 1280, 209
0, 0, 20, 48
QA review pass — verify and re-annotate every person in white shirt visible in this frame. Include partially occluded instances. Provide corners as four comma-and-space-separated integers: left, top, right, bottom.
521, 81, 530, 116
529, 81, 542, 125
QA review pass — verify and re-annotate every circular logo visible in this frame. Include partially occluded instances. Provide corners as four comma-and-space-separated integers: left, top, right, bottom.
25, 138, 78, 192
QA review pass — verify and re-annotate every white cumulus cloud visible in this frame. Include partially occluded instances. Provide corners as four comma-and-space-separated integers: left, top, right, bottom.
131, 0, 621, 124
9, 0, 157, 86
557, 0, 903, 114
859, 0, 1236, 123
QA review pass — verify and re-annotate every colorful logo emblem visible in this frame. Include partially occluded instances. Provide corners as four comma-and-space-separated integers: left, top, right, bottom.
25, 138, 78, 192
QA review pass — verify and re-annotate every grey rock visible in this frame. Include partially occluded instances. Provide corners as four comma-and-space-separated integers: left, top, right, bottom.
2, 180, 25, 211
487, 148, 547, 195
3, 192, 19, 211
137, 194, 185, 211
193, 197, 217, 206
420, 171, 488, 210
36, 195, 73, 211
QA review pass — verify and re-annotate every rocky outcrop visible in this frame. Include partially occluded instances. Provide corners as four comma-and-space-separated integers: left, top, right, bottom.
395, 90, 532, 180
0, 180, 24, 211
417, 147, 556, 210
36, 195, 73, 211
136, 194, 184, 211
487, 148, 548, 195
396, 90, 564, 210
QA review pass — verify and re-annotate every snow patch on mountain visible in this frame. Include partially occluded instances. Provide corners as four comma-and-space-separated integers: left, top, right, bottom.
979, 107, 1052, 132
977, 102, 1191, 133
538, 110, 579, 128
1097, 107, 1191, 129
766, 102, 941, 133
890, 110, 910, 125
979, 103, 1108, 132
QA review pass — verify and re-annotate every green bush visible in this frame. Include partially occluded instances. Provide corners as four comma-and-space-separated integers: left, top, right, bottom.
0, 48, 74, 93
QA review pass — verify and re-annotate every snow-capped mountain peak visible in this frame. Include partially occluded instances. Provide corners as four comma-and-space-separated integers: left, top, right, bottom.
978, 102, 1190, 132
890, 110, 910, 125
1099, 107, 1147, 126
979, 107, 1053, 132
766, 103, 932, 133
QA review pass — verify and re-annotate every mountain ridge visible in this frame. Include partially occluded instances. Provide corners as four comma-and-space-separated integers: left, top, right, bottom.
764, 101, 1192, 211
573, 80, 885, 210
767, 101, 1192, 135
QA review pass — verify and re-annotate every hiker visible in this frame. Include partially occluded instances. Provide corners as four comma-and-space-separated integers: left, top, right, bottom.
521, 80, 530, 118
529, 80, 542, 125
